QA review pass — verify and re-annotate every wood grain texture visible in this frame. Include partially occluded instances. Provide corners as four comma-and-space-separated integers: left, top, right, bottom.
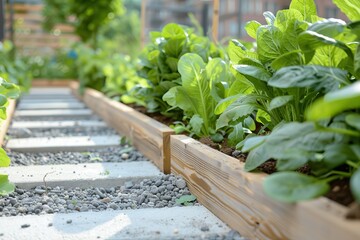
0, 100, 16, 146
69, 82, 174, 173
32, 79, 76, 87
170, 135, 360, 240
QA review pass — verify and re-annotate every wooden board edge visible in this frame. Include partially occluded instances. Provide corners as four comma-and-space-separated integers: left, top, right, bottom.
68, 81, 82, 101
0, 100, 16, 146
79, 86, 175, 173
170, 135, 360, 240
32, 79, 77, 87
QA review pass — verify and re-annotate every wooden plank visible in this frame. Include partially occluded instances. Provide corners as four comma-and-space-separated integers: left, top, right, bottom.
6, 13, 43, 21
69, 82, 174, 174
9, 4, 43, 12
31, 79, 76, 87
28, 87, 71, 94
170, 135, 360, 240
0, 100, 16, 146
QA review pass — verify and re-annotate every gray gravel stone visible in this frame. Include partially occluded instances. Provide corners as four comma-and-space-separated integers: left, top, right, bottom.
175, 179, 187, 189
0, 174, 195, 217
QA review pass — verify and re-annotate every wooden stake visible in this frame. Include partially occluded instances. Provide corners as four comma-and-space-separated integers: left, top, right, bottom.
212, 0, 219, 43
140, 0, 147, 48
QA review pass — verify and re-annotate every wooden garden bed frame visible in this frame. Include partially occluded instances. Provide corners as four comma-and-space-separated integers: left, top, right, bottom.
64, 81, 360, 239
170, 135, 360, 240
69, 81, 174, 173
31, 79, 76, 87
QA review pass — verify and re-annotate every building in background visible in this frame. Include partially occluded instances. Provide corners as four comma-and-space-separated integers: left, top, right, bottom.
143, 0, 348, 42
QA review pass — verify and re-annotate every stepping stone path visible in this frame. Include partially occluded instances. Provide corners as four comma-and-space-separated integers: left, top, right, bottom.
0, 87, 246, 240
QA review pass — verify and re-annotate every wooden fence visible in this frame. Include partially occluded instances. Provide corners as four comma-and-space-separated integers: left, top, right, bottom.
4, 3, 79, 56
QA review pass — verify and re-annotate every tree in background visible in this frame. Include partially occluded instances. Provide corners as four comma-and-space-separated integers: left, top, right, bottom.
42, 0, 125, 48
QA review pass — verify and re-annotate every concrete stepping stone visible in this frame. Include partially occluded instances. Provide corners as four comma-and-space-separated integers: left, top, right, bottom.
20, 98, 79, 103
6, 136, 121, 152
14, 109, 92, 118
27, 87, 71, 95
0, 206, 230, 240
11, 120, 107, 129
17, 102, 86, 110
0, 162, 160, 189
20, 95, 76, 101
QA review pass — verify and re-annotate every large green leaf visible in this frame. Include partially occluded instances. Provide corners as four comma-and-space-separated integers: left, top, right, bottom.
345, 113, 360, 130
244, 122, 340, 171
233, 64, 271, 82
289, 0, 317, 22
351, 168, 360, 202
256, 26, 283, 63
216, 95, 263, 130
163, 53, 216, 136
268, 65, 348, 92
298, 30, 354, 63
268, 95, 293, 111
333, 0, 360, 22
307, 19, 346, 38
162, 23, 186, 39
264, 172, 330, 202
0, 174, 15, 196
0, 148, 10, 167
306, 81, 360, 120
245, 21, 261, 39
228, 123, 244, 146
270, 51, 303, 70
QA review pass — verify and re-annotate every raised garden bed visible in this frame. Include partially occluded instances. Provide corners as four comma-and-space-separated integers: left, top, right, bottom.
60, 81, 360, 239
170, 135, 360, 240
69, 81, 174, 174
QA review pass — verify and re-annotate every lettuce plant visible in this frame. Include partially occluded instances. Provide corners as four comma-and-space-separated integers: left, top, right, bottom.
217, 0, 357, 134
135, 23, 223, 118
242, 0, 360, 203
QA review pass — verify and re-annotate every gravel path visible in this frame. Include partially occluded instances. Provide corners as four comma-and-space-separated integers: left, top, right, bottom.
7, 146, 147, 166
7, 127, 117, 139
0, 174, 194, 217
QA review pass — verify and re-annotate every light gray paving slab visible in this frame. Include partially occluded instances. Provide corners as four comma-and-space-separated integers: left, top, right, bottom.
28, 87, 71, 95
6, 136, 120, 152
11, 120, 107, 129
20, 98, 79, 103
17, 102, 86, 110
0, 206, 230, 240
14, 109, 92, 117
0, 162, 160, 189
20, 94, 76, 100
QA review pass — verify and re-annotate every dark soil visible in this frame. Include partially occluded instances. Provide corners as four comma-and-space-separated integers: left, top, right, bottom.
128, 104, 175, 126
199, 136, 355, 210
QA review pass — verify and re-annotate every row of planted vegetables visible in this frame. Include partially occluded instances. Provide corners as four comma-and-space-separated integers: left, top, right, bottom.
76, 0, 360, 206
1, 0, 360, 209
